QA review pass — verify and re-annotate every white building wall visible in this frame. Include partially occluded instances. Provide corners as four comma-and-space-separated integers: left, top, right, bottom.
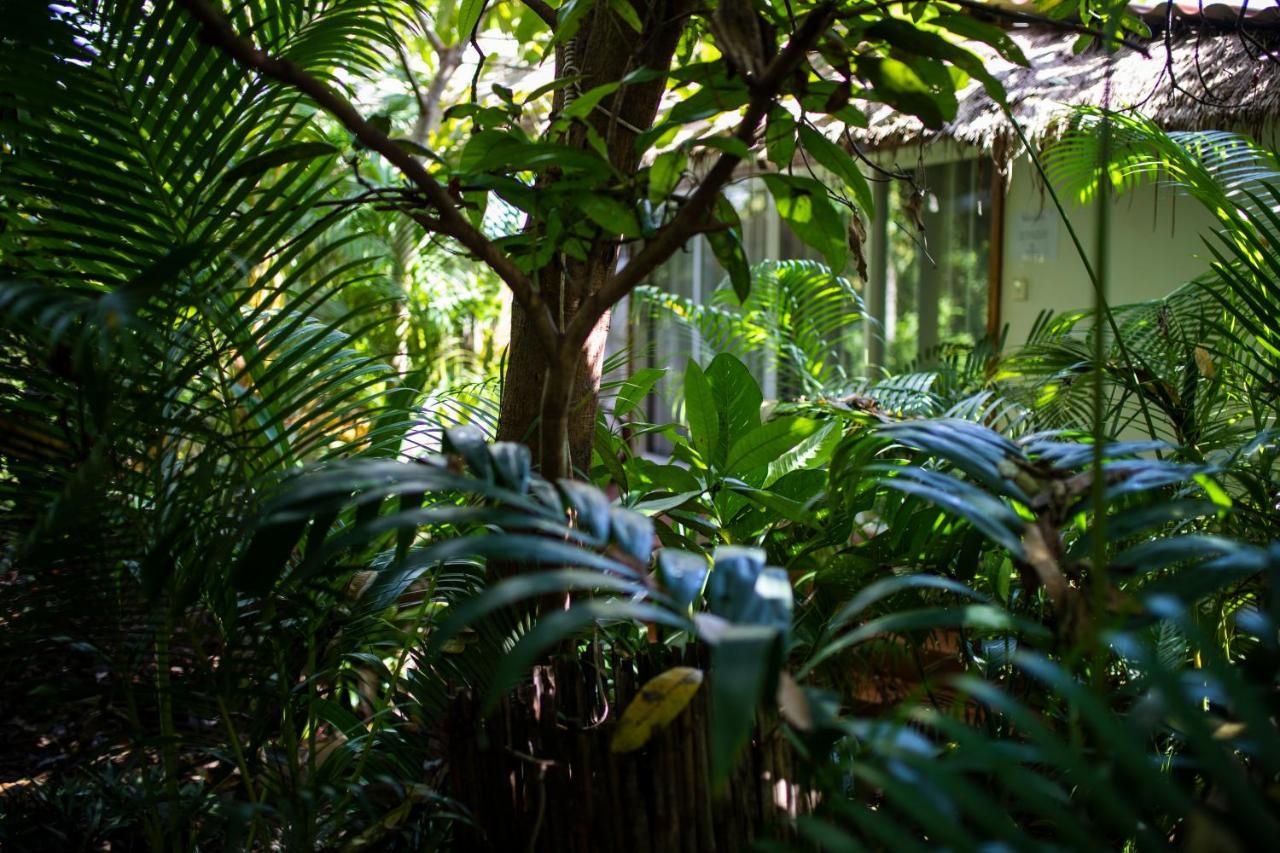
998, 156, 1224, 345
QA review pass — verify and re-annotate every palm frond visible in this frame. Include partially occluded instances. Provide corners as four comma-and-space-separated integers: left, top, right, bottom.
633, 259, 869, 398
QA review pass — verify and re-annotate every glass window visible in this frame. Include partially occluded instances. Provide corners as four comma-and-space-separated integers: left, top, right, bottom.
618, 157, 995, 453
625, 177, 867, 453
877, 158, 994, 371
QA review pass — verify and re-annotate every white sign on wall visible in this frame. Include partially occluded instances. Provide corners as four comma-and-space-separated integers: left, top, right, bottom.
1011, 210, 1059, 262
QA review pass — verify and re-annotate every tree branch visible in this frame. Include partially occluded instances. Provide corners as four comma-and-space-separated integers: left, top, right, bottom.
177, 0, 562, 353
520, 0, 559, 31
564, 2, 837, 349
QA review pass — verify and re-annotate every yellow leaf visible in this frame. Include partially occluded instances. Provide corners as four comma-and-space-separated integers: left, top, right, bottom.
1212, 720, 1246, 741
776, 671, 812, 731
1194, 346, 1216, 379
610, 666, 703, 753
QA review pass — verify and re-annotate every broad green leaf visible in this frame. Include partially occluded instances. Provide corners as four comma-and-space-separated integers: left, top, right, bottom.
684, 359, 719, 462
456, 0, 487, 40
488, 440, 529, 489
657, 549, 709, 609
622, 67, 665, 85
611, 667, 703, 753
710, 624, 782, 786
391, 136, 437, 157
765, 420, 838, 486
437, 0, 457, 35
705, 196, 751, 303
824, 573, 987, 635
760, 174, 848, 271
631, 489, 702, 515
628, 458, 703, 493
775, 671, 812, 732
458, 129, 524, 172
856, 56, 949, 130
707, 228, 750, 303
1194, 472, 1232, 508
726, 483, 818, 527
692, 135, 751, 159
562, 82, 622, 120
932, 13, 1030, 66
665, 82, 750, 126
765, 107, 797, 168
609, 507, 654, 563
706, 545, 765, 621
639, 80, 750, 151
706, 353, 762, 459
558, 479, 612, 542
609, 0, 643, 32
365, 534, 638, 612
883, 472, 1026, 558
443, 424, 494, 481
1067, 499, 1218, 561
577, 194, 642, 237
648, 150, 687, 202
463, 188, 488, 228
463, 134, 611, 177
726, 416, 820, 474
866, 19, 1006, 104
554, 0, 593, 44
797, 124, 874, 215
232, 516, 308, 595
739, 567, 793, 634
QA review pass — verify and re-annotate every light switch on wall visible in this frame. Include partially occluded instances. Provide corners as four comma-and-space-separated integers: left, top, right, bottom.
1010, 278, 1029, 302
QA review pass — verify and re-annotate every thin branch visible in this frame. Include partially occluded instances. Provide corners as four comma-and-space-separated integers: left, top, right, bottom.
406, 209, 448, 234
177, 0, 561, 354
415, 8, 446, 53
314, 188, 413, 208
394, 33, 432, 120
841, 127, 914, 182
564, 2, 838, 349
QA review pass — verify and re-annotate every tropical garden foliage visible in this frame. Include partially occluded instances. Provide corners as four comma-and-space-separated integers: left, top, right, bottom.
1, 0, 1278, 850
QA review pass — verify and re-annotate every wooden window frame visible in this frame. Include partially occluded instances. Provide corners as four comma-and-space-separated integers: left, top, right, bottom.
986, 152, 1006, 337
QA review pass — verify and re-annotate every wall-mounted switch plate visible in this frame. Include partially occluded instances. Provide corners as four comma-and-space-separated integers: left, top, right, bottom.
1011, 278, 1029, 302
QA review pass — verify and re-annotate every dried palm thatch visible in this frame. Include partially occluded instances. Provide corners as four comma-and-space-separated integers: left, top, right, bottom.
842, 20, 1280, 166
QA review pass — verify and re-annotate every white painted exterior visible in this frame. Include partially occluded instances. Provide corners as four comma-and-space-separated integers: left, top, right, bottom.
997, 155, 1221, 345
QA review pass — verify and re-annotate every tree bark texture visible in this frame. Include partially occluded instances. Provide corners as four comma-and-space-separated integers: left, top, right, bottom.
497, 293, 611, 478
496, 0, 692, 475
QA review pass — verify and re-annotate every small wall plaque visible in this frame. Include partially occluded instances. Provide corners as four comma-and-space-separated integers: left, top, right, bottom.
1011, 210, 1059, 262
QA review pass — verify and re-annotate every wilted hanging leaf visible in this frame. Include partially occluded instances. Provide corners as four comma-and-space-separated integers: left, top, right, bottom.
610, 666, 704, 753
776, 671, 812, 731
847, 212, 868, 281
1194, 346, 1216, 379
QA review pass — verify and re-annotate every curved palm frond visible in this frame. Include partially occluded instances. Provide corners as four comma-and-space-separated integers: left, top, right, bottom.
633, 259, 869, 399
1025, 110, 1278, 461
0, 4, 448, 844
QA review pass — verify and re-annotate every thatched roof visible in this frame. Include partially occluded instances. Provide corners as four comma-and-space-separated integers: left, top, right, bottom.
843, 20, 1280, 159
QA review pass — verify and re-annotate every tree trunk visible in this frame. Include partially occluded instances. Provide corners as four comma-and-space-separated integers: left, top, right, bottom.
495, 0, 691, 474
497, 270, 611, 478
